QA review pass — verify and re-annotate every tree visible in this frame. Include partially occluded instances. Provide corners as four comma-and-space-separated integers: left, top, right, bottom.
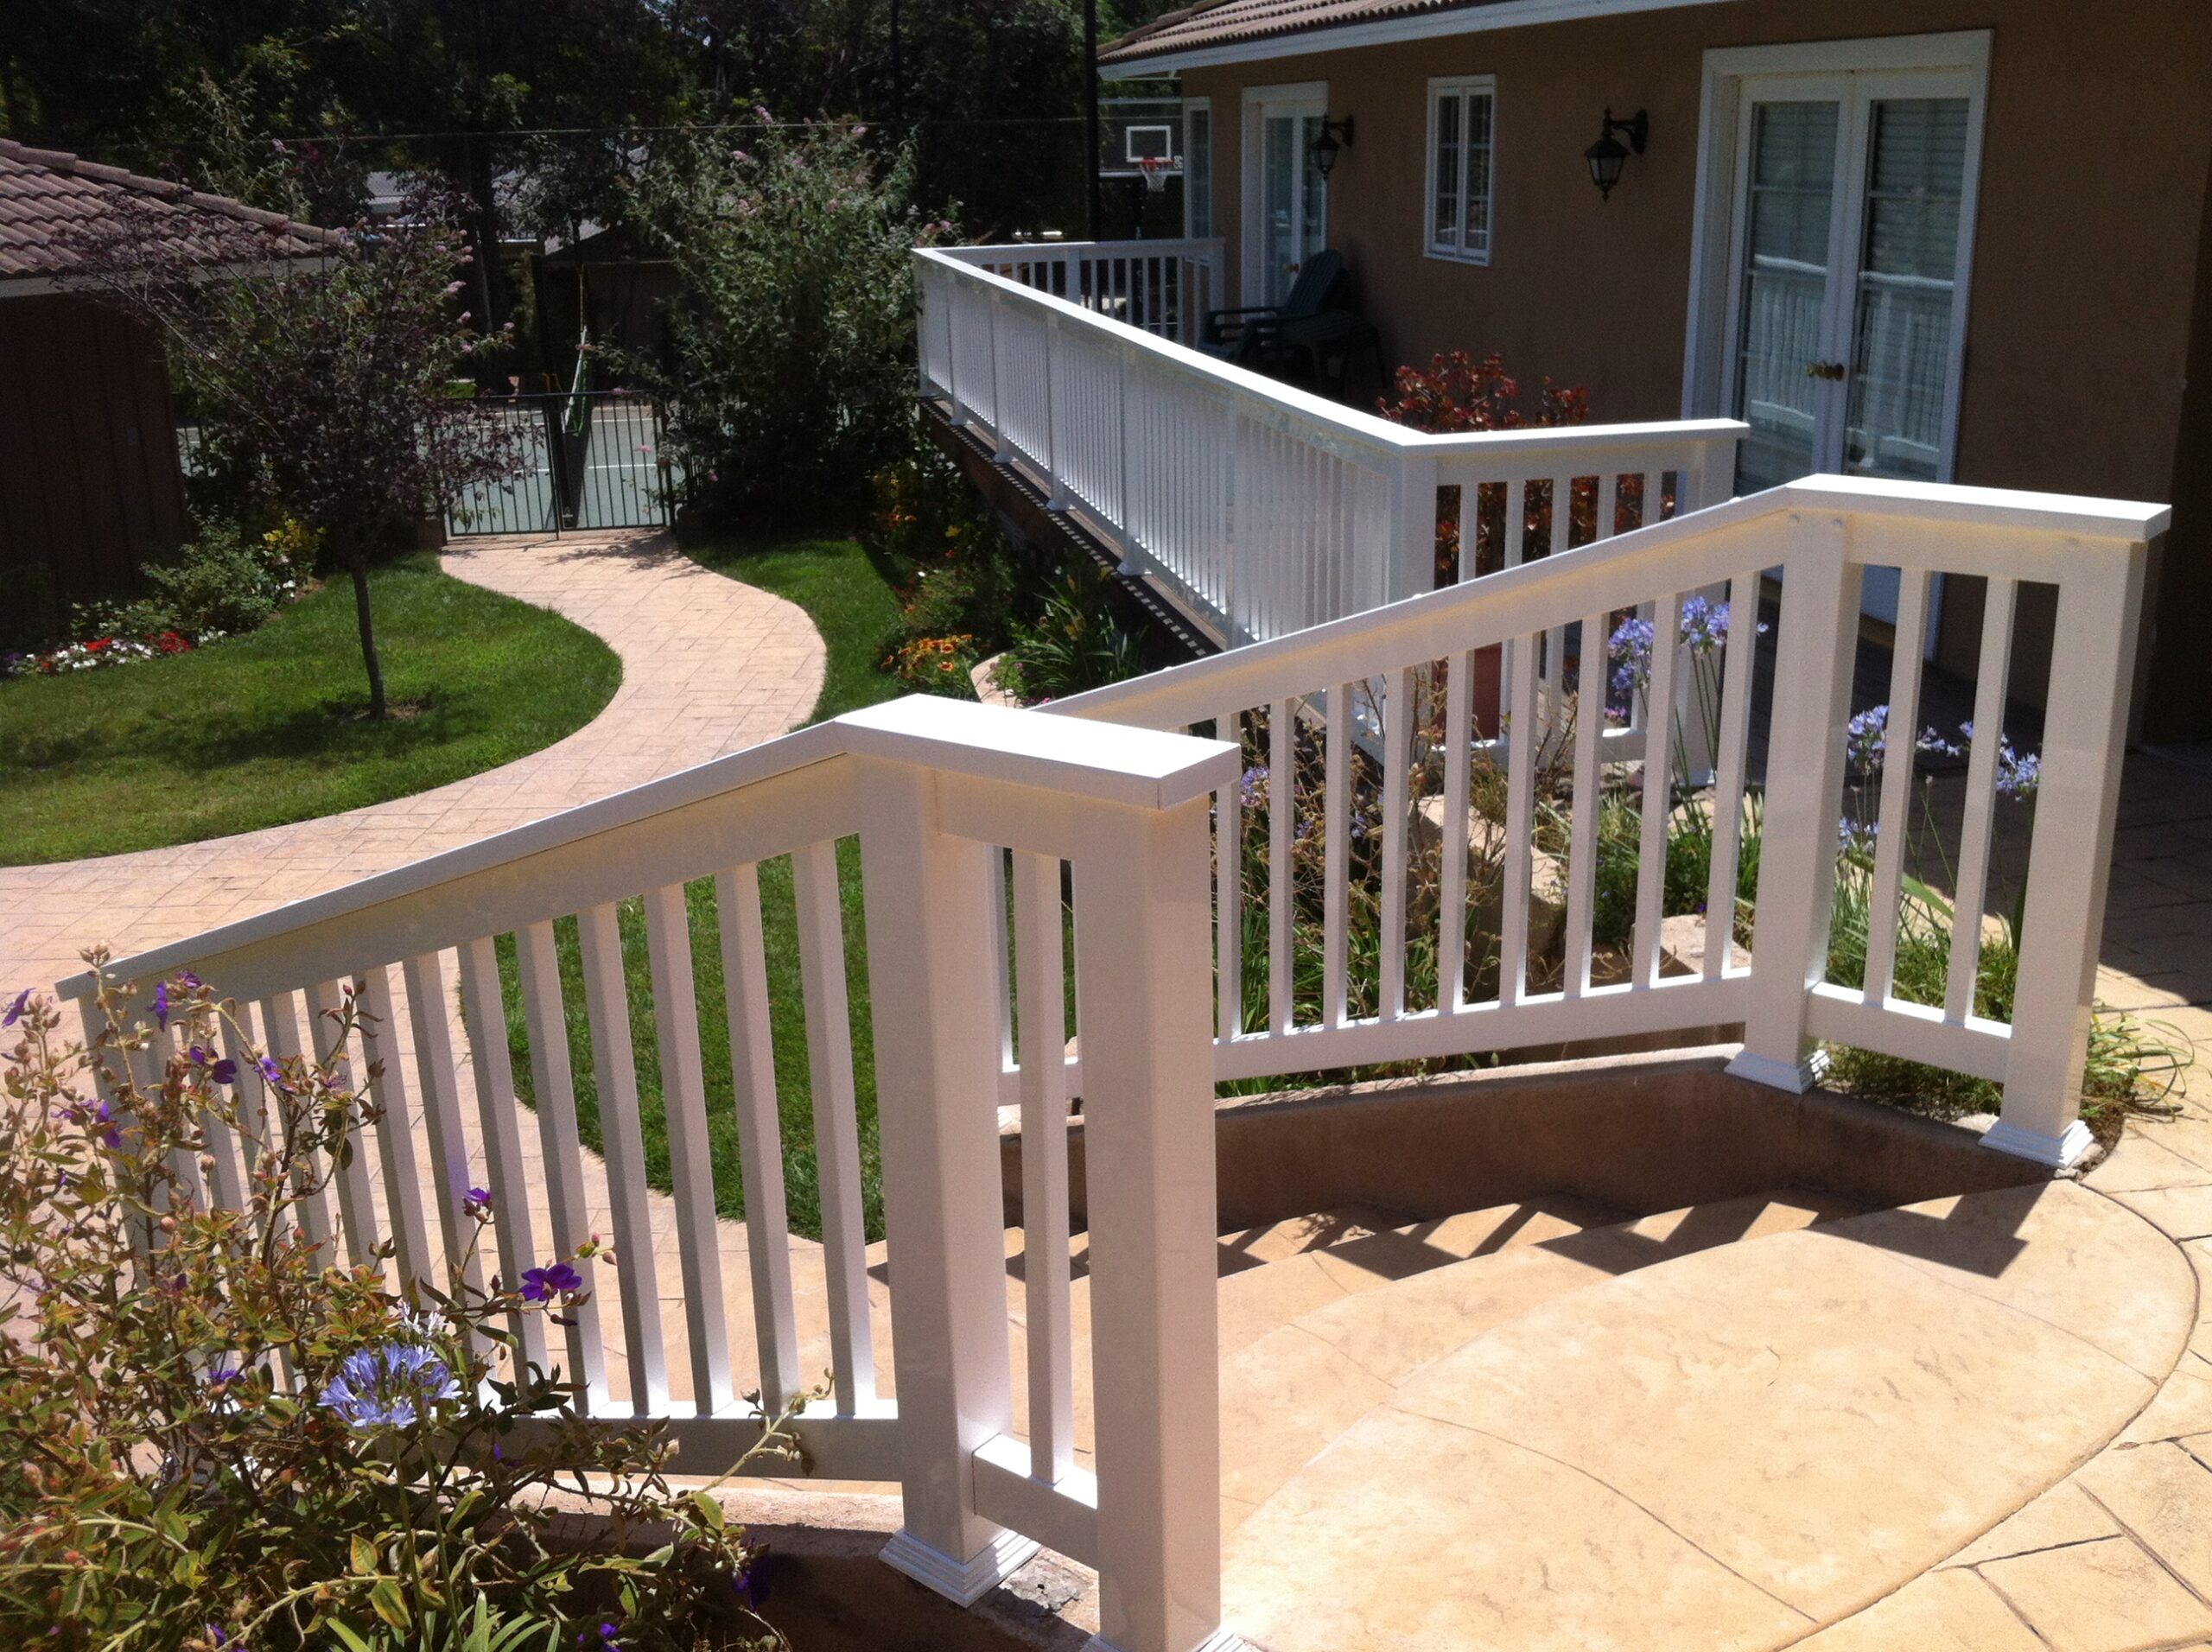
73, 180, 524, 717
626, 118, 947, 522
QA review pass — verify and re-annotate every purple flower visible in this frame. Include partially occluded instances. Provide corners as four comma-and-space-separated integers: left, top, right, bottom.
207, 1366, 241, 1387
1608, 614, 1656, 696
463, 1185, 493, 1218
188, 1045, 238, 1086
3, 988, 28, 1027
256, 1054, 289, 1093
318, 1341, 461, 1430
520, 1261, 584, 1302
153, 982, 169, 1029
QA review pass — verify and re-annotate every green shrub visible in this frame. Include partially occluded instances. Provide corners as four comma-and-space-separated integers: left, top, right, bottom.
138, 518, 310, 638
990, 560, 1144, 704
0, 970, 800, 1649
629, 118, 953, 522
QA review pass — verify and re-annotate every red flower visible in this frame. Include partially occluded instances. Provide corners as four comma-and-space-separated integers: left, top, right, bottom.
86, 638, 112, 652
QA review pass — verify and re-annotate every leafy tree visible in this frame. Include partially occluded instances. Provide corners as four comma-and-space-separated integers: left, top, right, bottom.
72, 179, 524, 717
626, 118, 949, 521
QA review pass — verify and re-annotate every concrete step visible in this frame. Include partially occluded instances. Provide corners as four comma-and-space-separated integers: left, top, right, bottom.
1220, 1179, 2191, 1652
1214, 1187, 1866, 1529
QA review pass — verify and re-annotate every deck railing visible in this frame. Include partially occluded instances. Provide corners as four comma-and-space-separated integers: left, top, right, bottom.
916, 243, 1747, 666
1046, 474, 2163, 1172
57, 480, 2164, 1652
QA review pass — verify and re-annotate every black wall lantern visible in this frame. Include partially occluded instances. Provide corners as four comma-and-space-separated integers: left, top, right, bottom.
1584, 107, 1648, 200
1312, 116, 1355, 180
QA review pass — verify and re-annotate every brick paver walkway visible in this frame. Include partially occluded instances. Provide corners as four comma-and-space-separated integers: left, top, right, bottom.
0, 529, 824, 995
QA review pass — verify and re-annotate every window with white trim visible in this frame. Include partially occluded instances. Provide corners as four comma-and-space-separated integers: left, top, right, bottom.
1183, 98, 1213, 238
1427, 75, 1496, 263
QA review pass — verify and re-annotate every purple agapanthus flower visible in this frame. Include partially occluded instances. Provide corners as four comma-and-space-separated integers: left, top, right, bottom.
3, 988, 29, 1028
318, 1341, 461, 1430
520, 1261, 584, 1302
1608, 614, 1656, 696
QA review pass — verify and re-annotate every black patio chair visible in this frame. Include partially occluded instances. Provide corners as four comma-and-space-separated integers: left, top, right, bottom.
1198, 250, 1352, 368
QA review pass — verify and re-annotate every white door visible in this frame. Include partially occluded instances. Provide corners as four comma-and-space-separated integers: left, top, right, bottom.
1243, 85, 1329, 306
1719, 64, 1980, 626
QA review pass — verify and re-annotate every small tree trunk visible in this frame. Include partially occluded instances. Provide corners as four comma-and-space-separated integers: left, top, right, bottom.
349, 556, 387, 719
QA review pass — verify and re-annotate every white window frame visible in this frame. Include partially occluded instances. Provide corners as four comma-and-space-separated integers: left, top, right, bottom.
1182, 96, 1213, 239
1424, 73, 1497, 265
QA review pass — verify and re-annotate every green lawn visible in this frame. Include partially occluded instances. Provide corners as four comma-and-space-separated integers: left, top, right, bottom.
0, 555, 621, 865
495, 531, 910, 1240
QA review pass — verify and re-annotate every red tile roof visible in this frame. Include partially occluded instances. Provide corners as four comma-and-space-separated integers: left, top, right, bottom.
0, 138, 339, 284
1102, 0, 1526, 64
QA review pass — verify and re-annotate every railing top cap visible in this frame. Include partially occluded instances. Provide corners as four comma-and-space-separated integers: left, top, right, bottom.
1784, 473, 2172, 540
836, 696, 1236, 810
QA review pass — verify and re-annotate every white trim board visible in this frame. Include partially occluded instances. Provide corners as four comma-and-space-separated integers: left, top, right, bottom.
1102, 0, 1743, 79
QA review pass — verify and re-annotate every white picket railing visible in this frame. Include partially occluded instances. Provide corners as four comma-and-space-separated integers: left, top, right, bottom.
916, 244, 1748, 662
941, 238, 1228, 346
57, 480, 2165, 1652
60, 697, 1240, 1652
1046, 474, 2162, 1171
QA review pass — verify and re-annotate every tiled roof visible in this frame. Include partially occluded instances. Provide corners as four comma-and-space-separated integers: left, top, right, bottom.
1101, 0, 1520, 64
0, 138, 338, 283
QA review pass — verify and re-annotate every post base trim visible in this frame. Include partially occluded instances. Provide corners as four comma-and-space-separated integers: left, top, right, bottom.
880, 1527, 1041, 1607
1725, 1045, 1830, 1094
1082, 1632, 1250, 1652
1980, 1117, 2095, 1170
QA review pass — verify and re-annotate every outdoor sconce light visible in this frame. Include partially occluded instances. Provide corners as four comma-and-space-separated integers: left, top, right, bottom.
1312, 116, 1355, 180
1584, 107, 1648, 200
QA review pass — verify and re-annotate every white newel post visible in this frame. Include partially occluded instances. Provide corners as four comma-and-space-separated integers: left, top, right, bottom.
1073, 795, 1238, 1652
1388, 454, 1440, 607
861, 758, 1038, 1600
1729, 511, 1859, 1092
1985, 543, 2148, 1167
944, 275, 969, 429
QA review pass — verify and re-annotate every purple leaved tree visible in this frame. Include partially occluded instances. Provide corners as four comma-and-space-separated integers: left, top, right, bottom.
69, 179, 524, 717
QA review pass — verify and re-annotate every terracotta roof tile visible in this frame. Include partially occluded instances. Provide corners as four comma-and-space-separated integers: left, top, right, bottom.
0, 138, 339, 283
1102, 0, 1528, 65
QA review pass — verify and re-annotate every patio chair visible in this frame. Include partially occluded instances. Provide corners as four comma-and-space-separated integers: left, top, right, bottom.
1198, 250, 1353, 368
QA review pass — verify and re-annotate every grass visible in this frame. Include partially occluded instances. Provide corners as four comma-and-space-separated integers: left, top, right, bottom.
495, 530, 908, 1240
0, 554, 620, 865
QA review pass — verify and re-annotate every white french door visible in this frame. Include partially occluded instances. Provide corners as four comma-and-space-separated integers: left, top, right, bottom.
1242, 84, 1329, 307
1696, 36, 1987, 633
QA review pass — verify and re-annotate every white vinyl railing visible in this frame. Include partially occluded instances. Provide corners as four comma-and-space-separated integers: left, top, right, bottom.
60, 697, 1240, 1652
55, 480, 2165, 1652
1046, 474, 2164, 1172
941, 238, 1227, 346
917, 244, 1747, 661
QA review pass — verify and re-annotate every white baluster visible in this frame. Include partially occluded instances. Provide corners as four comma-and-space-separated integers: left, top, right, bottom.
792, 841, 879, 1413
576, 903, 667, 1416
713, 864, 802, 1414
642, 884, 734, 1415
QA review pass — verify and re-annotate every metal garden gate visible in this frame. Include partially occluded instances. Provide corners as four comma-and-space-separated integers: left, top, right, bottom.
442, 390, 677, 537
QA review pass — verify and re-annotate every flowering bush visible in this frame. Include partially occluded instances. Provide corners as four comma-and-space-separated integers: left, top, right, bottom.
0, 966, 799, 1649
3, 520, 310, 681
1377, 352, 1668, 584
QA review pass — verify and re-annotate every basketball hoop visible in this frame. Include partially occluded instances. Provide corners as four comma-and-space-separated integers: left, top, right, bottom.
1137, 154, 1173, 194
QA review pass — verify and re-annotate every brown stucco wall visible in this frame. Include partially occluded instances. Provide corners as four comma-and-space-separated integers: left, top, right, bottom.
1177, 0, 2212, 734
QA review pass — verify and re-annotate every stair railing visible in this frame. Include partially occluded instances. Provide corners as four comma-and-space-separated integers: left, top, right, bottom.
57, 696, 1240, 1652
1046, 474, 2165, 1172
